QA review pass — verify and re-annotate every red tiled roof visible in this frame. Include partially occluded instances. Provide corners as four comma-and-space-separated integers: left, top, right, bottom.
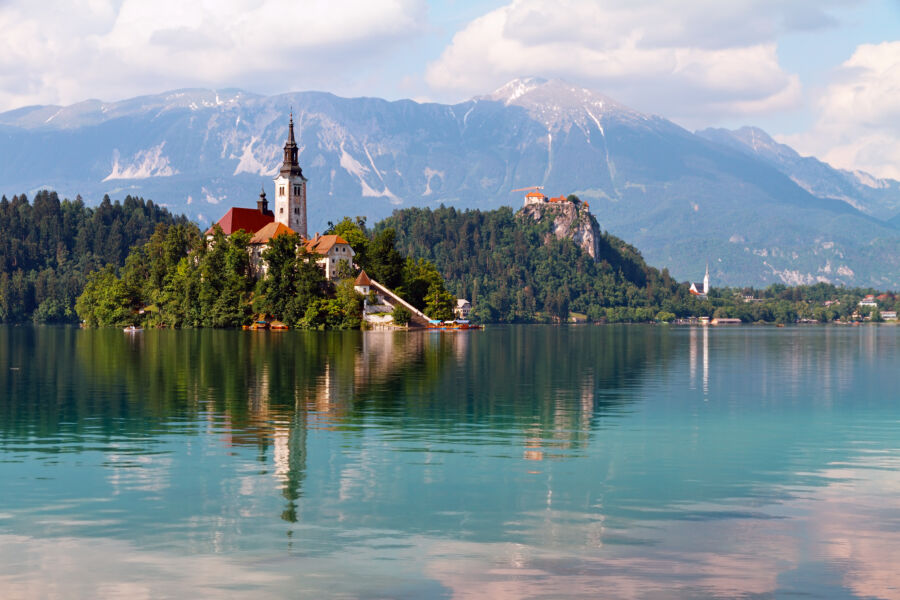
354, 270, 372, 286
525, 191, 545, 198
207, 207, 274, 235
304, 234, 351, 255
250, 222, 296, 244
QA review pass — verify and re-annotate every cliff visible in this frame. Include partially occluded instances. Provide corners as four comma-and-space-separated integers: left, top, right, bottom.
517, 202, 601, 260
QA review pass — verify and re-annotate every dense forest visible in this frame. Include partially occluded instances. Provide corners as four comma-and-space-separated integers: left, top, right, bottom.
380, 205, 899, 324
380, 205, 692, 322
0, 191, 190, 323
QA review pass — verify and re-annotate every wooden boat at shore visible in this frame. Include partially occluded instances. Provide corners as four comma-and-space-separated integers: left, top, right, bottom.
123, 325, 143, 333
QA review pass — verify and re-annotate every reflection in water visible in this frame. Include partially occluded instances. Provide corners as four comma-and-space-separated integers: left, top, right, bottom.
1, 325, 899, 599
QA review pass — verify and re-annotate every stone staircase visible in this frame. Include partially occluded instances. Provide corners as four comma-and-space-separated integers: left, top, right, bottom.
367, 278, 432, 326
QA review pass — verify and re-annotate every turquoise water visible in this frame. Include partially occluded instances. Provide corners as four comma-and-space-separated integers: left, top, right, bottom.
1, 325, 899, 599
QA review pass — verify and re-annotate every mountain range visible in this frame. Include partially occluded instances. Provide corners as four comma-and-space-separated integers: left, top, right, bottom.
2, 77, 899, 287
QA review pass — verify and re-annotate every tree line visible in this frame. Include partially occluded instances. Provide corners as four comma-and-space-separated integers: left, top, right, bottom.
5, 192, 898, 327
0, 191, 189, 323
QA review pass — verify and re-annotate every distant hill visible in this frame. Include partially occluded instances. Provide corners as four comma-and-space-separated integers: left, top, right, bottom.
380, 203, 692, 323
2, 79, 900, 287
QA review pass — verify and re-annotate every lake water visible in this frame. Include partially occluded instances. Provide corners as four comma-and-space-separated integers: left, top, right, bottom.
1, 325, 899, 599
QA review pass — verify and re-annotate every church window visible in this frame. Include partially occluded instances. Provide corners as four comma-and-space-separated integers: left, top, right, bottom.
293, 185, 301, 195
280, 207, 284, 214
279, 186, 285, 196
294, 208, 298, 214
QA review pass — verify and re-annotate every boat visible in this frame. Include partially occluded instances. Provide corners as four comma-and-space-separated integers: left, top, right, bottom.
123, 325, 143, 333
426, 319, 483, 331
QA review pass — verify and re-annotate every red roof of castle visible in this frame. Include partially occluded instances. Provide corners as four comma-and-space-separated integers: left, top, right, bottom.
207, 207, 274, 235
526, 191, 545, 198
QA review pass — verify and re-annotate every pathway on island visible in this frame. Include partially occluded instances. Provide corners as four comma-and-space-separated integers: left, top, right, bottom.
367, 278, 433, 326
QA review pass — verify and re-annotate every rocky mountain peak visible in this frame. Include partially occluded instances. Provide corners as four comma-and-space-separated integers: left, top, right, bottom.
480, 77, 642, 132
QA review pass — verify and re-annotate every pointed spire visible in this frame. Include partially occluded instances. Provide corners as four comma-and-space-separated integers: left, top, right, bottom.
288, 109, 295, 145
280, 112, 304, 178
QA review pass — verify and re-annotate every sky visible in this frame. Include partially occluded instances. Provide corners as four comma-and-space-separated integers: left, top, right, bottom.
0, 0, 899, 178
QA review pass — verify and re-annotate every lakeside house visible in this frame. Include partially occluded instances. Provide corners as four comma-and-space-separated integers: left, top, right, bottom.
454, 299, 471, 319
859, 294, 878, 308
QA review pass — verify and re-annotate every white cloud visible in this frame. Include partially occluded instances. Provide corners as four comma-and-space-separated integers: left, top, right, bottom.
781, 41, 900, 180
0, 0, 426, 111
425, 0, 857, 122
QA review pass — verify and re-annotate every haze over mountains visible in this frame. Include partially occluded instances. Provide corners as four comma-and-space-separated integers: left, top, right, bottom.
2, 77, 899, 287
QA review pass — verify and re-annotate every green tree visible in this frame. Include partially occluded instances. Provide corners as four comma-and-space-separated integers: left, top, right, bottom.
424, 282, 455, 321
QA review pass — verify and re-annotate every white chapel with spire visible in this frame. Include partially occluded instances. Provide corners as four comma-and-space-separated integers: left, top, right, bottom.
689, 264, 710, 298
273, 113, 308, 238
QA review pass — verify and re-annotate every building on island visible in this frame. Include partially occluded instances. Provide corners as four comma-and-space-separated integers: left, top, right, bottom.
303, 234, 355, 280
206, 115, 355, 281
248, 221, 297, 277
354, 271, 372, 295
689, 264, 710, 298
274, 114, 308, 238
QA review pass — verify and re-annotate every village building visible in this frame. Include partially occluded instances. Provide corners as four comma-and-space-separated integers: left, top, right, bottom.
689, 265, 710, 298
454, 299, 472, 319
354, 270, 372, 296
303, 233, 355, 280
881, 310, 898, 321
248, 221, 297, 277
858, 294, 878, 308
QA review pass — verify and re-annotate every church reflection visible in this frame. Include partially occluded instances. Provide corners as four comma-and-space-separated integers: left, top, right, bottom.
59, 326, 669, 525
689, 326, 709, 397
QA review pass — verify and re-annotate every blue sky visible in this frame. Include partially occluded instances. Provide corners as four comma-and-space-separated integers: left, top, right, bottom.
0, 0, 898, 177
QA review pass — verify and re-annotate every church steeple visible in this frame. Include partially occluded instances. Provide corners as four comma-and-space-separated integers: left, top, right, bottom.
703, 263, 710, 295
280, 112, 304, 178
274, 112, 308, 238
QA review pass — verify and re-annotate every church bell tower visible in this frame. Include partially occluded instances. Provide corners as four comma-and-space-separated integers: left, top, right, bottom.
273, 114, 308, 238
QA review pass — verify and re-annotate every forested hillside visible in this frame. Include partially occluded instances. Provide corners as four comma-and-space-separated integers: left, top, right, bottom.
380, 205, 696, 322
0, 191, 190, 323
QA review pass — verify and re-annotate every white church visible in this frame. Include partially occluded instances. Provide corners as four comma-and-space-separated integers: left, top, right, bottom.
689, 265, 710, 298
207, 115, 355, 279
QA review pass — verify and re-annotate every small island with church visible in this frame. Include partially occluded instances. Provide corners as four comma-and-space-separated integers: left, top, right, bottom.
75, 115, 464, 330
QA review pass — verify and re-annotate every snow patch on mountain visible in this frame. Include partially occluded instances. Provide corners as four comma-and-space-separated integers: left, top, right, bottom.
339, 143, 400, 203
103, 143, 177, 181
201, 186, 226, 205
233, 137, 278, 176
423, 167, 444, 196
850, 170, 889, 189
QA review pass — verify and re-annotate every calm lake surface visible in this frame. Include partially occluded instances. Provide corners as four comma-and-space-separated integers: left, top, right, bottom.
1, 325, 899, 599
